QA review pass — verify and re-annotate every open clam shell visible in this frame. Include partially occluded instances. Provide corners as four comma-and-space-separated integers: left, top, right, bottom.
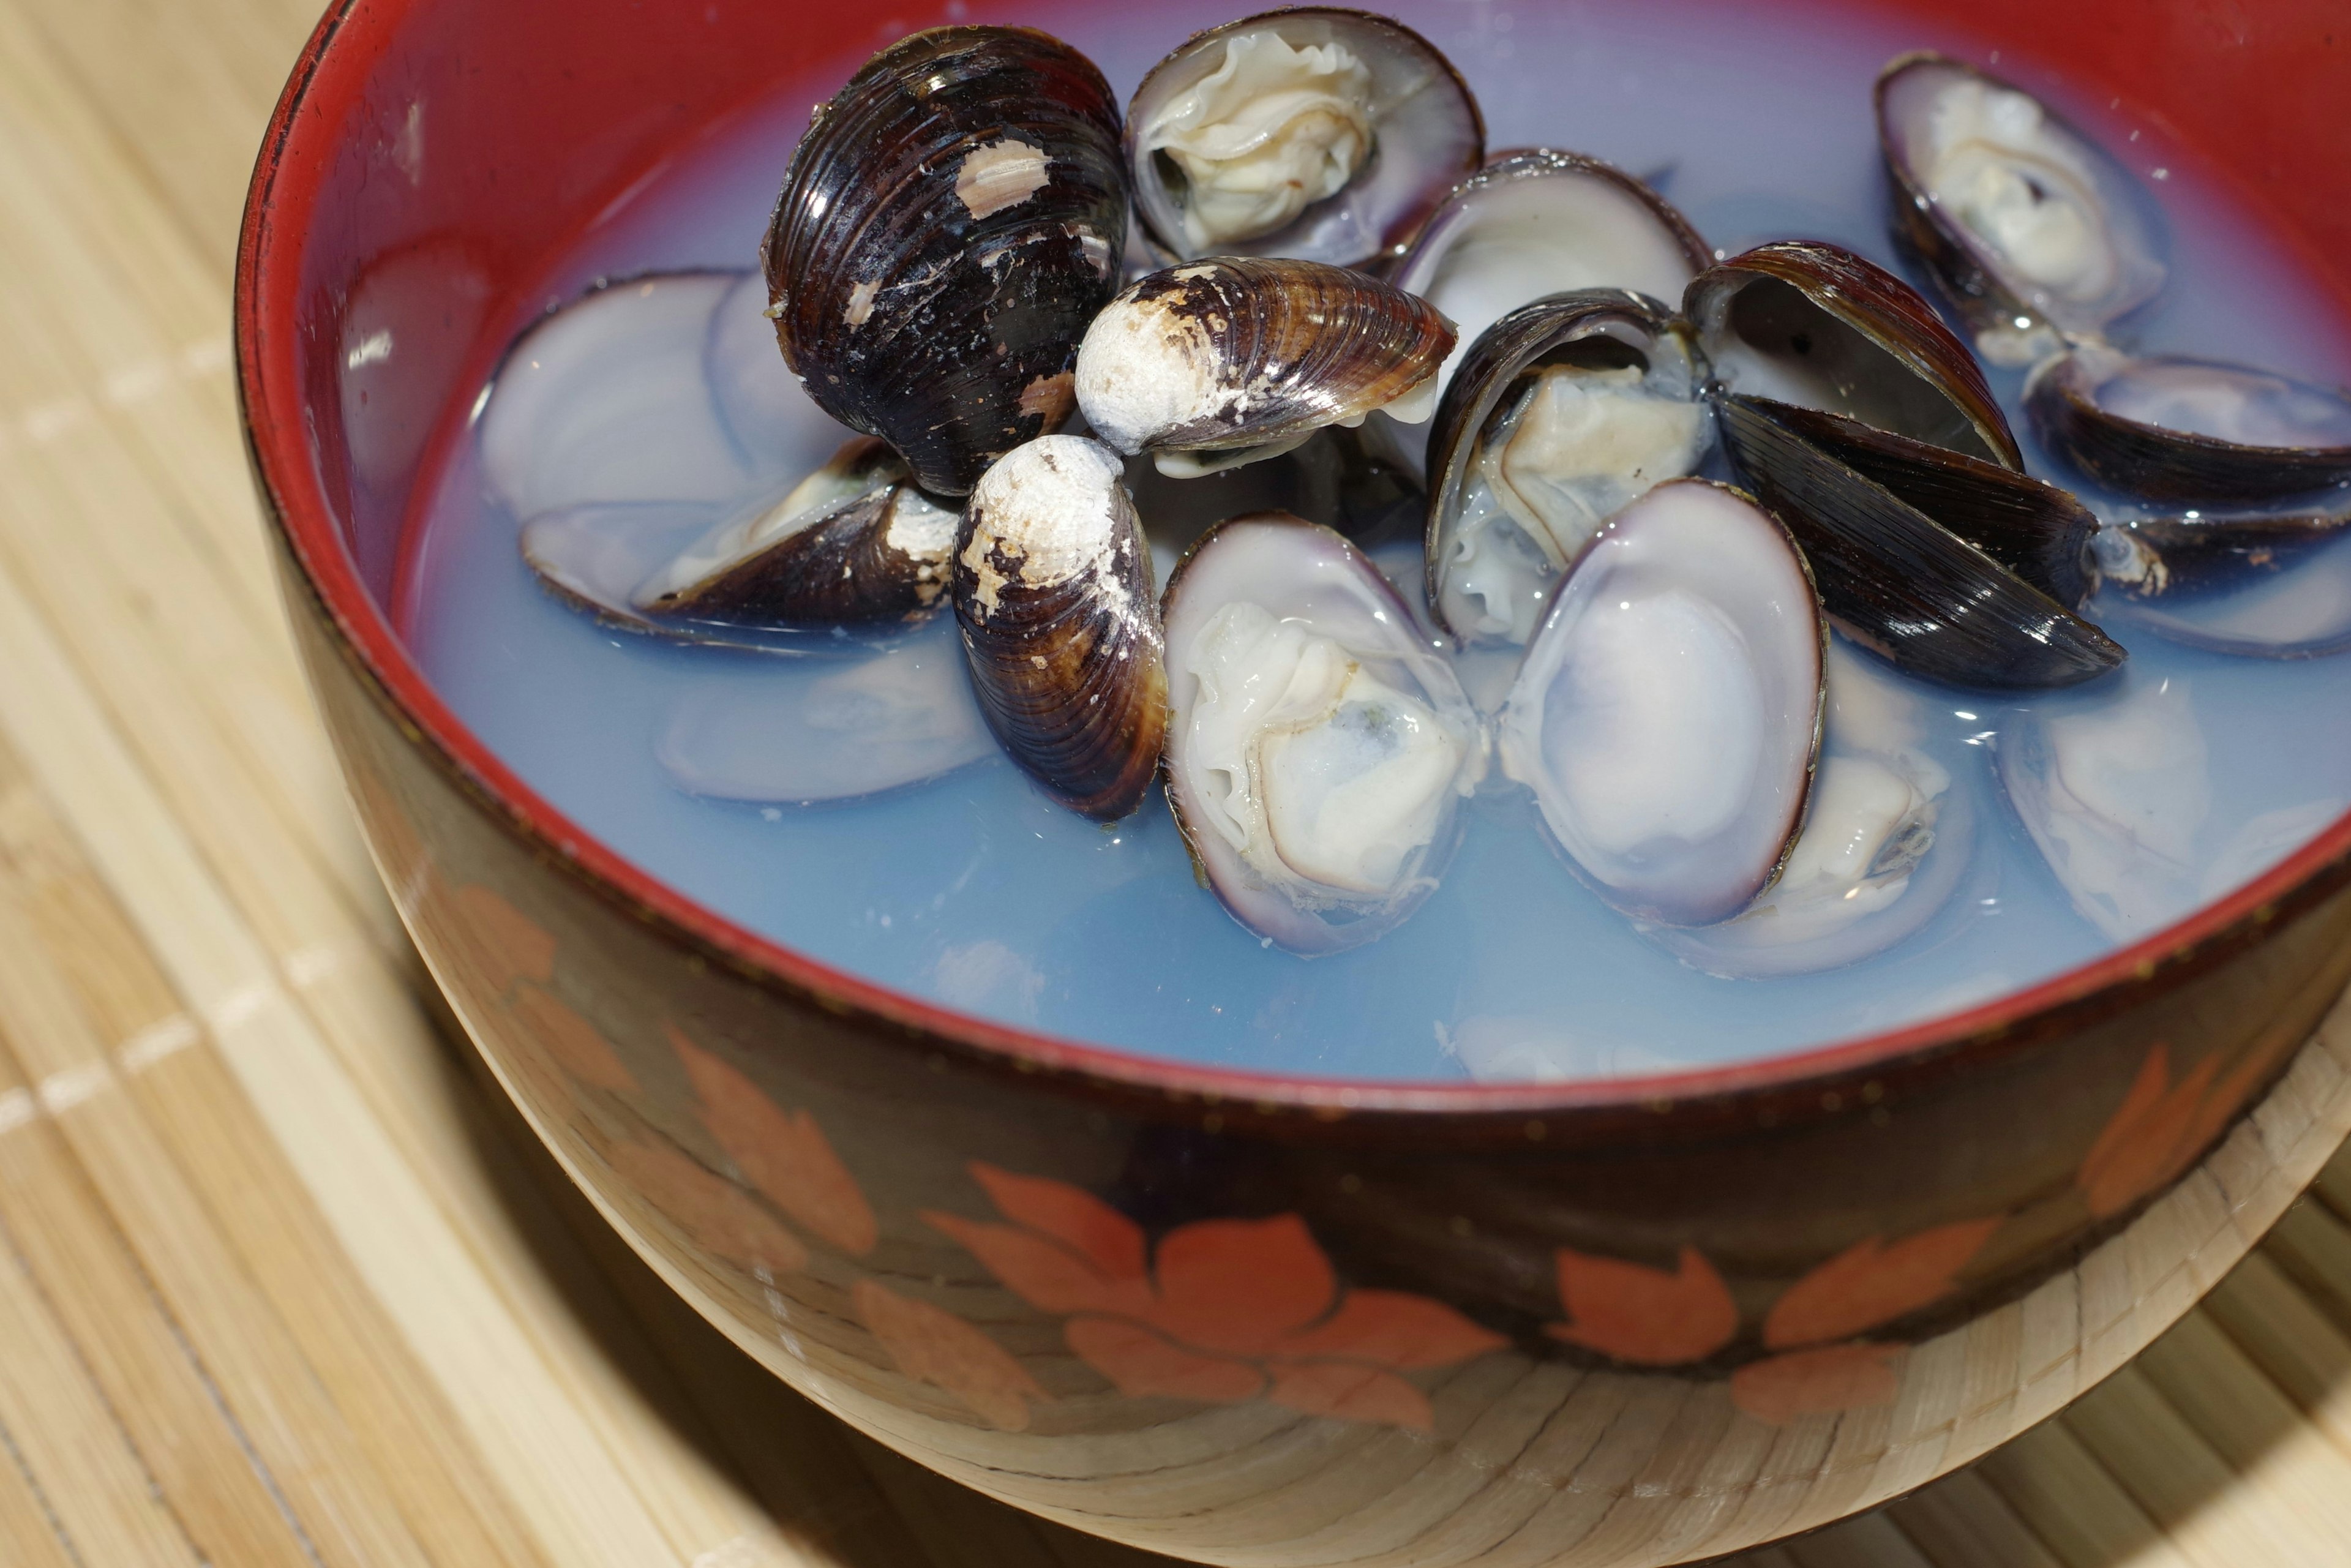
1717, 394, 2123, 689
1876, 53, 2165, 366
1685, 239, 2021, 468
1074, 257, 1454, 474
1423, 289, 1712, 645
632, 438, 957, 626
1385, 149, 1712, 435
1126, 7, 1482, 267
2027, 344, 2351, 503
762, 26, 1128, 496
1161, 511, 1482, 954
953, 436, 1168, 820
1651, 639, 1974, 978
2087, 508, 2351, 658
1498, 478, 1828, 926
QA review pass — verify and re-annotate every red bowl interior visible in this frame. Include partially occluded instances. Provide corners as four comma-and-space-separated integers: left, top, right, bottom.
238, 0, 2351, 1110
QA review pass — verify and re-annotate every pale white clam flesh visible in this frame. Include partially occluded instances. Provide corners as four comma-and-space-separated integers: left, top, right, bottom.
1879, 56, 2164, 364
1498, 479, 1824, 926
2073, 346, 2351, 450
1138, 31, 1375, 252
1437, 329, 1711, 647
1163, 516, 1483, 953
1652, 639, 1971, 977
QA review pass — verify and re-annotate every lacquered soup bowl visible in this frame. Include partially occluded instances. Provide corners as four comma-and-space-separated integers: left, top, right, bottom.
236, 1, 2351, 1560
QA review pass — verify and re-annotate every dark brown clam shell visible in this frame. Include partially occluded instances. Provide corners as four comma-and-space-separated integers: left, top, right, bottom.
2026, 346, 2351, 503
1074, 257, 1454, 457
1125, 7, 1483, 267
641, 489, 956, 626
761, 27, 1128, 496
1685, 241, 2022, 469
1422, 288, 1704, 636
1875, 53, 2165, 361
952, 436, 1168, 820
2092, 509, 2351, 601
1744, 399, 2098, 609
1717, 394, 2124, 689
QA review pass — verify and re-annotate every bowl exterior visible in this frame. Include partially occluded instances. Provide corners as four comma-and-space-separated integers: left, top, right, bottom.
241, 0, 2351, 1560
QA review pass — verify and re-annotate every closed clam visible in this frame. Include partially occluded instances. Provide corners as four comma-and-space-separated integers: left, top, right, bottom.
1161, 512, 1482, 953
1074, 257, 1454, 476
1126, 8, 1481, 267
1876, 53, 2164, 366
763, 27, 1128, 495
1423, 289, 1712, 645
2085, 505, 2351, 658
953, 436, 1168, 820
1499, 479, 1827, 926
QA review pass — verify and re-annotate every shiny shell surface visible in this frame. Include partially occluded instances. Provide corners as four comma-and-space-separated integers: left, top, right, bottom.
1074, 256, 1454, 465
1386, 149, 1712, 437
1498, 478, 1826, 926
1161, 511, 1482, 953
1125, 7, 1482, 266
762, 27, 1128, 495
2027, 344, 2351, 503
953, 435, 1168, 820
1686, 239, 2022, 469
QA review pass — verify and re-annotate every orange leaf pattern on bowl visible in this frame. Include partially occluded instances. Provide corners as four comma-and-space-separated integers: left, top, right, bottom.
2077, 1040, 2285, 1220
670, 1025, 878, 1256
1759, 1218, 2002, 1351
1546, 1245, 1737, 1365
1728, 1343, 1903, 1428
927, 1163, 1505, 1433
450, 883, 557, 992
853, 1279, 1051, 1432
606, 1136, 811, 1278
509, 981, 640, 1094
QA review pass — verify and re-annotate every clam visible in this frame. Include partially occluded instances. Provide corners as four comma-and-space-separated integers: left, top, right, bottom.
953, 436, 1168, 820
1875, 53, 2165, 366
1074, 257, 1454, 476
1384, 149, 1711, 452
2086, 507, 2351, 658
1652, 639, 1974, 978
1498, 479, 1827, 926
1161, 511, 1482, 953
1126, 8, 1481, 267
1423, 289, 1712, 645
633, 438, 956, 626
1692, 242, 2123, 687
762, 26, 1128, 496
2027, 344, 2351, 503
1716, 395, 2123, 688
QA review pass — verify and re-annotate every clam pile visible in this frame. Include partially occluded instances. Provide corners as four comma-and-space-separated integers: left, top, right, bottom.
494, 13, 2351, 972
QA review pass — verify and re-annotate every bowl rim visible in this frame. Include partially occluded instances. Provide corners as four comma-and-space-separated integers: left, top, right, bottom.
234, 0, 2351, 1118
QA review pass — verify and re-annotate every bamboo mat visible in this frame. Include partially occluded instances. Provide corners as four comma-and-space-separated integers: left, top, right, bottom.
2, 1, 2351, 1565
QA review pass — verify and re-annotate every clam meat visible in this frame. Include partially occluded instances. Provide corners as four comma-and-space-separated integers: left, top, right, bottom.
1652, 639, 1973, 977
1074, 257, 1455, 476
1383, 149, 1711, 456
1127, 8, 1481, 266
2027, 344, 2351, 503
763, 26, 1128, 495
1876, 53, 2165, 366
954, 436, 1168, 820
1423, 290, 1712, 645
1161, 512, 1482, 953
1498, 479, 1827, 926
